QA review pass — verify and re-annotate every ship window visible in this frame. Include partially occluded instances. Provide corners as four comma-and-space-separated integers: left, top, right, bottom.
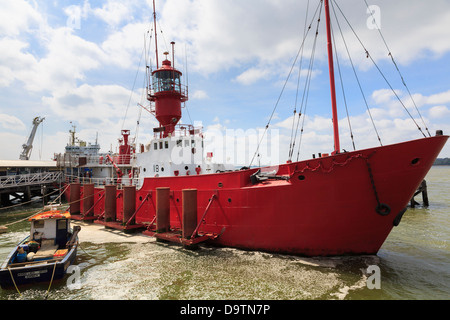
34, 220, 45, 229
153, 71, 181, 93
185, 140, 190, 147
57, 220, 67, 230
154, 143, 158, 150
176, 140, 182, 147
159, 141, 163, 149
191, 140, 195, 147
165, 141, 169, 149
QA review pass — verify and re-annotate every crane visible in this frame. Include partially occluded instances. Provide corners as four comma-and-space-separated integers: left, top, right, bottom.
19, 116, 45, 160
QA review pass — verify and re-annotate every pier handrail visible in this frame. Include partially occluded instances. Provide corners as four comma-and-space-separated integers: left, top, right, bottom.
0, 171, 63, 189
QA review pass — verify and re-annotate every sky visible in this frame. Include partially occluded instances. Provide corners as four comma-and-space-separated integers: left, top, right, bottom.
0, 0, 450, 166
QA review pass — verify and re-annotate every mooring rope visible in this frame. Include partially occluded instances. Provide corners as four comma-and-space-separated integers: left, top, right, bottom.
7, 267, 22, 297
45, 261, 58, 300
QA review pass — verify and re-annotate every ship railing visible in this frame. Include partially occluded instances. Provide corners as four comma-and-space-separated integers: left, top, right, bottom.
148, 81, 188, 101
153, 124, 203, 139
64, 175, 141, 188
54, 153, 136, 167
0, 171, 64, 189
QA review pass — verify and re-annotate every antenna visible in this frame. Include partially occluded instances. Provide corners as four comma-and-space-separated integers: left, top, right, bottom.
171, 41, 175, 68
152, 0, 159, 69
185, 43, 189, 97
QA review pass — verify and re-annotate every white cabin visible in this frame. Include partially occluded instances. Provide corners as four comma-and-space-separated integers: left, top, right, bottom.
134, 129, 234, 186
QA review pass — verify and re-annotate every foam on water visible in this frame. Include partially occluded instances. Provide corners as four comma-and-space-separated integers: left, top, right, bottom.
64, 240, 378, 300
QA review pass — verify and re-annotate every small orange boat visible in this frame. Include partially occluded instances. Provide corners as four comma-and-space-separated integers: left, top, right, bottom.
0, 208, 80, 288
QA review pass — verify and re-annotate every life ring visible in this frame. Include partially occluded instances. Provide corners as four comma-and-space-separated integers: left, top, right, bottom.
376, 203, 391, 216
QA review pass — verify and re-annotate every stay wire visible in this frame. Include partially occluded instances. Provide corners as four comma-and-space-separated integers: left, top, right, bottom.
295, 27, 320, 161
121, 42, 146, 132
329, 1, 356, 150
250, 0, 322, 167
295, 2, 324, 161
289, 0, 310, 160
331, 0, 383, 146
332, 0, 426, 139
363, 0, 431, 137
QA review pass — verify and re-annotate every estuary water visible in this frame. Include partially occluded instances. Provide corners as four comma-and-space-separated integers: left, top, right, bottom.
1, 166, 449, 301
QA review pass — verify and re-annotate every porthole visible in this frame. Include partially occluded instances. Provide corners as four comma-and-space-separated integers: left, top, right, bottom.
411, 158, 421, 166
298, 175, 306, 181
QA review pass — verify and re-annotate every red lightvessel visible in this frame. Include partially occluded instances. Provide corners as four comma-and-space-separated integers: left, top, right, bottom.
66, 0, 448, 256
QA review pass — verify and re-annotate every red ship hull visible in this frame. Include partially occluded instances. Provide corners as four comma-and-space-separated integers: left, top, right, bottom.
66, 135, 447, 256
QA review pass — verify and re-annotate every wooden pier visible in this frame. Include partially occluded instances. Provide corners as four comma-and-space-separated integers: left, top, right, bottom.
410, 180, 429, 208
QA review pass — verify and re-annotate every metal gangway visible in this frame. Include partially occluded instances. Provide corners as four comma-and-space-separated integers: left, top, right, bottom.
0, 171, 63, 190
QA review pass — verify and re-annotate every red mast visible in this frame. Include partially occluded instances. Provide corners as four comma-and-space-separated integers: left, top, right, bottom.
324, 0, 340, 154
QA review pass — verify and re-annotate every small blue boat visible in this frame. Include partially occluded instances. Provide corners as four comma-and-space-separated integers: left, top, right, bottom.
0, 209, 80, 288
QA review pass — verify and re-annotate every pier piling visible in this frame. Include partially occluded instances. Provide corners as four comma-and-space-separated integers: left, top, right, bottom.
123, 186, 136, 225
104, 185, 117, 222
410, 180, 429, 208
82, 184, 95, 216
69, 183, 81, 215
156, 187, 170, 233
182, 189, 198, 240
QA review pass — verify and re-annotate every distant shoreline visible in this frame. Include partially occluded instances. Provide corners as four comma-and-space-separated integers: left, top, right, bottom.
434, 158, 450, 166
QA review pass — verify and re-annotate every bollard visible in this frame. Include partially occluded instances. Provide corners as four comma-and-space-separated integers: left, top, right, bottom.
69, 183, 81, 215
82, 184, 95, 216
104, 185, 117, 222
182, 189, 198, 239
156, 187, 170, 233
123, 186, 136, 225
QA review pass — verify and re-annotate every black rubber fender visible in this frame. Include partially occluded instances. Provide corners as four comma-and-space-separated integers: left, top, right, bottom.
393, 207, 408, 226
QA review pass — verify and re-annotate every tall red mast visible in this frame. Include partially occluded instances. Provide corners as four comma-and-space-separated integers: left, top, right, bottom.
324, 0, 340, 154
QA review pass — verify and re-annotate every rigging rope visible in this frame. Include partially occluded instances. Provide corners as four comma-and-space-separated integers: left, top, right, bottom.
363, 0, 431, 137
250, 0, 322, 167
332, 0, 426, 139
331, 23, 356, 151
121, 41, 146, 132
288, 0, 310, 161
295, 4, 323, 162
330, 0, 382, 147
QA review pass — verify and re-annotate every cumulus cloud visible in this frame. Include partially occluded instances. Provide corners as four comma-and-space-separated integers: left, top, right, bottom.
235, 68, 271, 85
91, 0, 137, 27
429, 106, 450, 119
0, 114, 26, 131
1, 0, 450, 161
42, 84, 137, 124
0, 0, 43, 37
191, 90, 209, 100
